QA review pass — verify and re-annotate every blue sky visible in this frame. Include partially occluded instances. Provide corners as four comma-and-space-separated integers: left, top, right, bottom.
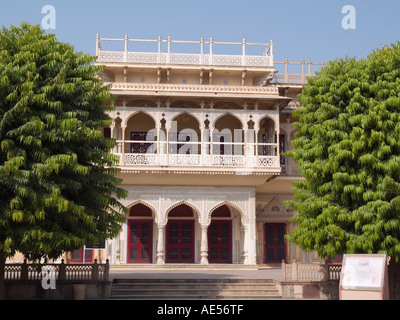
1, 0, 399, 73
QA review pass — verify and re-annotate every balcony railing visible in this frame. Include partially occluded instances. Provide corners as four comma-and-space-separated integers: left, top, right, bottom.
4, 259, 110, 282
282, 260, 342, 282
96, 35, 273, 67
113, 140, 280, 171
273, 59, 328, 85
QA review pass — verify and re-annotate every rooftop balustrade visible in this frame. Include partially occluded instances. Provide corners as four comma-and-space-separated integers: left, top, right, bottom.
96, 35, 273, 67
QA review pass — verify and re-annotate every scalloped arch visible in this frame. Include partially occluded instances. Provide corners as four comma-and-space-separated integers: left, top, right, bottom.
165, 200, 201, 220
208, 201, 244, 222
126, 200, 157, 217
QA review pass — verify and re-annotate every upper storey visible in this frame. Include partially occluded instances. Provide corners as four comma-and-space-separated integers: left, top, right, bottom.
94, 35, 283, 104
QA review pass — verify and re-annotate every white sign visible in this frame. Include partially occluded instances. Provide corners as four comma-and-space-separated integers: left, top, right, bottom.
340, 254, 387, 291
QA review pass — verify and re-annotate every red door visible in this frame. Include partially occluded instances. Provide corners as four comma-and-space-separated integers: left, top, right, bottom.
264, 223, 286, 263
166, 220, 194, 263
208, 220, 232, 263
127, 220, 153, 263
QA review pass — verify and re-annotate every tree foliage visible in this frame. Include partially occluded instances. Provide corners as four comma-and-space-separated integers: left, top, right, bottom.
0, 22, 126, 261
286, 42, 400, 260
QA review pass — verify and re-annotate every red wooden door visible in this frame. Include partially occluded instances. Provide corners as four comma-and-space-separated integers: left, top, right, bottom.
264, 223, 286, 263
127, 220, 153, 263
208, 220, 232, 263
166, 220, 194, 263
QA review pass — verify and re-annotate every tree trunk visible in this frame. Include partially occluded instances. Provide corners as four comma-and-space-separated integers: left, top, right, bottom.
388, 258, 400, 300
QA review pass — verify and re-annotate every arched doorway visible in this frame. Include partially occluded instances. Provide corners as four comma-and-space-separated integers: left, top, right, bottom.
166, 204, 195, 263
126, 112, 157, 155
213, 113, 243, 156
170, 113, 201, 155
127, 203, 153, 263
208, 205, 232, 264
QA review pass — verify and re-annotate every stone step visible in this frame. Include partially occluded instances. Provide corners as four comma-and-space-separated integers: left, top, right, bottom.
111, 283, 277, 290
109, 278, 282, 299
110, 294, 281, 300
111, 288, 279, 295
110, 264, 259, 270
112, 278, 275, 283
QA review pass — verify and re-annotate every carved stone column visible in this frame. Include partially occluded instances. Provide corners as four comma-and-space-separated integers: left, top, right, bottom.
200, 224, 209, 264
243, 224, 249, 264
121, 126, 126, 165
257, 222, 263, 264
240, 225, 245, 263
157, 224, 166, 264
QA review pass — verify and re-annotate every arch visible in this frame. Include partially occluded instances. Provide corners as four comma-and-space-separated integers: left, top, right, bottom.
168, 204, 194, 218
129, 203, 153, 217
171, 111, 201, 129
213, 112, 244, 130
208, 201, 244, 222
210, 204, 232, 218
125, 110, 157, 128
126, 200, 157, 217
170, 113, 201, 155
165, 201, 201, 220
258, 114, 277, 131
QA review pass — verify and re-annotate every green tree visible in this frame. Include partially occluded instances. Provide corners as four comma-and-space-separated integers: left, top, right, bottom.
0, 22, 126, 268
286, 42, 400, 298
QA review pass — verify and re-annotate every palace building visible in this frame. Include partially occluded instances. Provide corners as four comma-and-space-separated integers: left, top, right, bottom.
94, 34, 327, 266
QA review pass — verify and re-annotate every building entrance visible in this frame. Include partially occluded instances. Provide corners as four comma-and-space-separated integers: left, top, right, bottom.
208, 220, 232, 263
165, 204, 195, 263
127, 220, 153, 263
264, 223, 286, 263
127, 203, 153, 263
166, 220, 195, 263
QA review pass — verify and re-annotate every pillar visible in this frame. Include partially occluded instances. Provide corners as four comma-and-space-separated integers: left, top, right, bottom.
157, 224, 166, 264
243, 224, 249, 264
121, 126, 126, 165
200, 224, 209, 264
257, 222, 263, 264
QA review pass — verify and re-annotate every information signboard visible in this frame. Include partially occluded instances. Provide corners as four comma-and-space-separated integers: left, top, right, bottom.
339, 254, 389, 300
85, 241, 106, 249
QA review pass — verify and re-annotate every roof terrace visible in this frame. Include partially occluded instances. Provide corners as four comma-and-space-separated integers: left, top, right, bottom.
96, 35, 273, 68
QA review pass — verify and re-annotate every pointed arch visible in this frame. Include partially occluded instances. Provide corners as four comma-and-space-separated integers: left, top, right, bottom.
126, 200, 157, 217
258, 114, 277, 131
171, 111, 201, 129
165, 201, 201, 220
125, 110, 157, 127
208, 201, 244, 223
212, 112, 244, 130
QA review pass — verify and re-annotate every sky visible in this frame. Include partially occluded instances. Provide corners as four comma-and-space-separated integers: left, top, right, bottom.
1, 0, 399, 74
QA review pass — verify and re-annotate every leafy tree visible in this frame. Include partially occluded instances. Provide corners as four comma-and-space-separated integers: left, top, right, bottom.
0, 22, 126, 268
286, 42, 400, 298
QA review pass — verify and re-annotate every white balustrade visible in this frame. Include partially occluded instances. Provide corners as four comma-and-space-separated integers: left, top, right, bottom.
96, 35, 273, 67
282, 260, 342, 282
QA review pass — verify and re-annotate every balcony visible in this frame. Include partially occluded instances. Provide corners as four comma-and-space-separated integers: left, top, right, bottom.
108, 110, 282, 175
113, 141, 280, 175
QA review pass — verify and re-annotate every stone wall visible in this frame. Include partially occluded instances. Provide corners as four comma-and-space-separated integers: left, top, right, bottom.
280, 281, 339, 299
4, 281, 111, 300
